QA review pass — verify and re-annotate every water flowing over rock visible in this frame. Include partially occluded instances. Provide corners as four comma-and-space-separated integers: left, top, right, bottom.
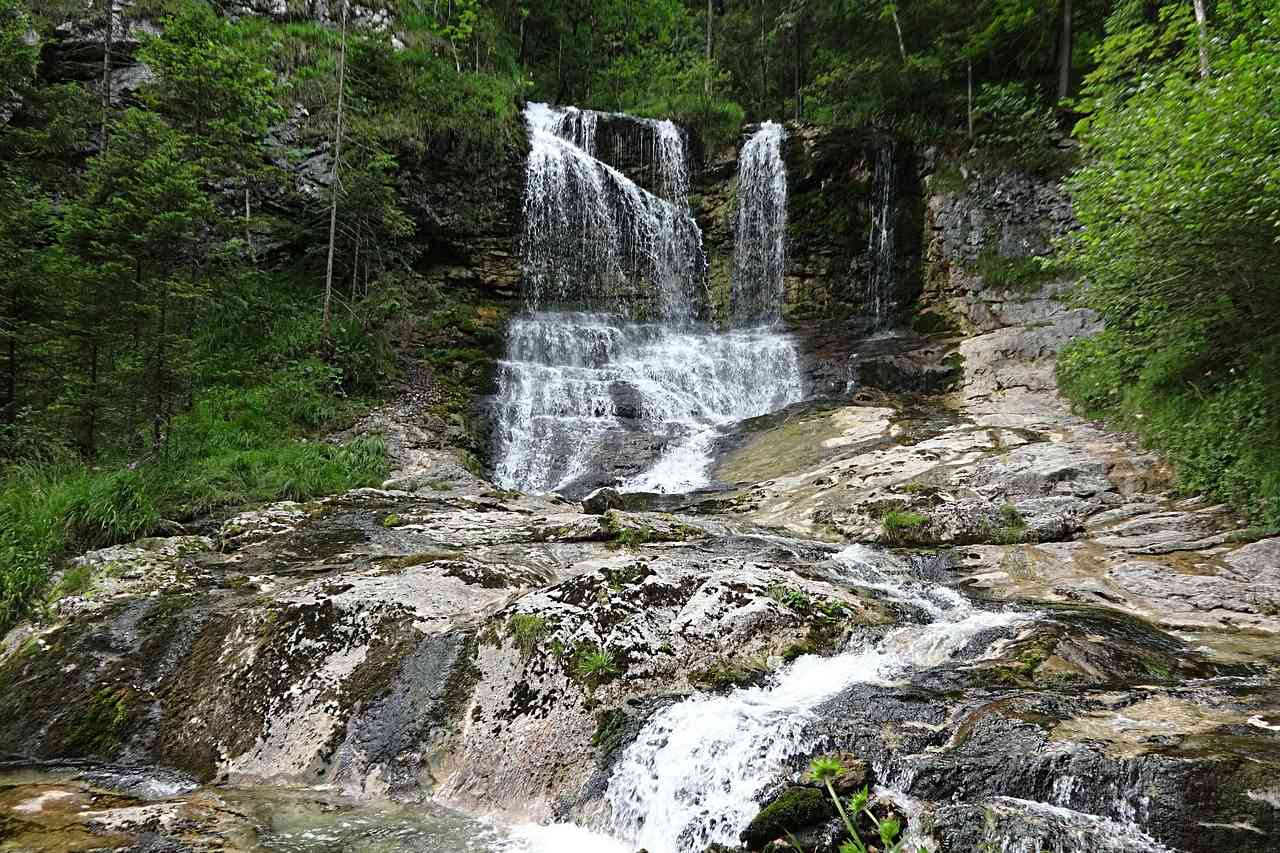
731, 122, 788, 326
599, 546, 1026, 853
521, 103, 705, 320
491, 314, 803, 495
492, 105, 803, 495
864, 141, 897, 328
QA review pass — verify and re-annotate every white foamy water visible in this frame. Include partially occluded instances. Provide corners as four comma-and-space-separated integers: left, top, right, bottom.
492, 105, 803, 495
503, 821, 633, 853
598, 546, 1027, 853
492, 315, 802, 495
732, 122, 788, 325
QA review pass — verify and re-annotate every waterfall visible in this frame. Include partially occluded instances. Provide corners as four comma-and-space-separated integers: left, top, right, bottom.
731, 122, 788, 325
521, 103, 705, 322
596, 546, 1026, 853
491, 105, 804, 496
865, 141, 897, 328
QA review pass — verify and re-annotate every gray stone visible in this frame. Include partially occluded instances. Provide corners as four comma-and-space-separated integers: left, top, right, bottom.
581, 487, 624, 515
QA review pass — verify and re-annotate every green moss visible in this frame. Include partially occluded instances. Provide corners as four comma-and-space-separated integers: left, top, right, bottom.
979, 632, 1061, 687
966, 249, 1060, 294
690, 656, 768, 690
912, 307, 962, 337
382, 513, 402, 528
741, 786, 834, 850
591, 708, 630, 763
603, 564, 647, 590
981, 503, 1033, 545
64, 686, 138, 755
381, 551, 459, 570
51, 562, 94, 599
767, 584, 812, 613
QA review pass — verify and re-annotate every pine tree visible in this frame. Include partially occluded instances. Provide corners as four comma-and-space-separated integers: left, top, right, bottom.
61, 110, 215, 455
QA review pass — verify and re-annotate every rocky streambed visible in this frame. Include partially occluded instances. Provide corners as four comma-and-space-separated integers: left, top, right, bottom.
4, 273, 1280, 852
4, 400, 1278, 850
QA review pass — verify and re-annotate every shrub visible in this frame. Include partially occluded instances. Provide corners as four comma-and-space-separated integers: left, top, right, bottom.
880, 510, 930, 546
972, 82, 1059, 172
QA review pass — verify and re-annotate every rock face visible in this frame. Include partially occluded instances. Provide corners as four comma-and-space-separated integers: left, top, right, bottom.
695, 124, 924, 333
3, 141, 1280, 853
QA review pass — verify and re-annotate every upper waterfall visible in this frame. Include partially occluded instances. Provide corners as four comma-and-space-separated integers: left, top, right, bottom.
522, 103, 706, 322
730, 122, 788, 325
491, 105, 803, 496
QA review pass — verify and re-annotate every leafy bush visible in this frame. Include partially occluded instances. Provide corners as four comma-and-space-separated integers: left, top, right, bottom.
1060, 13, 1280, 525
1059, 331, 1280, 525
972, 82, 1059, 171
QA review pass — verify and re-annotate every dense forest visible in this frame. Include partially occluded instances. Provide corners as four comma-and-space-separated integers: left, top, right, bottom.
1, 0, 1277, 632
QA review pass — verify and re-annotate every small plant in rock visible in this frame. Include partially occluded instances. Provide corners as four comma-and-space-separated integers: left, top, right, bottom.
506, 613, 549, 658
382, 513, 401, 528
807, 757, 925, 853
984, 503, 1031, 545
880, 510, 930, 546
573, 643, 619, 689
768, 584, 812, 613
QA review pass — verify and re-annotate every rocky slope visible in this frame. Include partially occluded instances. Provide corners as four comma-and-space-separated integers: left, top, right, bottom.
3, 147, 1279, 853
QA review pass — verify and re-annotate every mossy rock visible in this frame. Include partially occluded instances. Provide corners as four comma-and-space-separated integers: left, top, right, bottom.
741, 786, 834, 850
690, 657, 769, 691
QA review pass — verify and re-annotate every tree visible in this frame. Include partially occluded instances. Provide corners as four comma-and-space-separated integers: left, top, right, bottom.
139, 0, 282, 250
0, 0, 37, 127
1058, 0, 1073, 99
1192, 0, 1210, 77
61, 110, 216, 454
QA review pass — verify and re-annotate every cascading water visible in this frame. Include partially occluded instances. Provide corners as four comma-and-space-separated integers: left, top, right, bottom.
520, 103, 704, 321
864, 141, 897, 329
492, 106, 803, 496
731, 122, 788, 325
596, 546, 1027, 853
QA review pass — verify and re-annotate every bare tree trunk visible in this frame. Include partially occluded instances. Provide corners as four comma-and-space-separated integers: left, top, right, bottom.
101, 0, 113, 150
890, 5, 906, 64
518, 12, 526, 71
3, 289, 16, 426
244, 187, 253, 255
1192, 0, 1210, 78
967, 59, 974, 139
322, 0, 349, 347
351, 241, 359, 302
793, 22, 801, 121
1057, 0, 1072, 100
705, 0, 713, 98
83, 337, 98, 460
152, 274, 166, 451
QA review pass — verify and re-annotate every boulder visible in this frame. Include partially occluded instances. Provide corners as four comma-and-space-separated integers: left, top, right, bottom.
582, 487, 625, 515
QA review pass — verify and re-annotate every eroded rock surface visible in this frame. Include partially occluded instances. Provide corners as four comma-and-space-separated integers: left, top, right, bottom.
3, 161, 1279, 853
